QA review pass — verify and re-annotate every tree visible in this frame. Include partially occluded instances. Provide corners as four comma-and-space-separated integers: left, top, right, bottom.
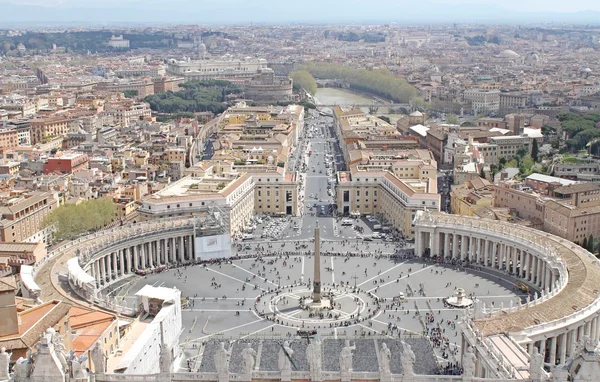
583, 237, 588, 251
447, 114, 459, 125
588, 234, 595, 253
479, 165, 486, 180
290, 70, 317, 95
297, 62, 418, 103
531, 139, 539, 162
43, 197, 117, 241
123, 89, 138, 98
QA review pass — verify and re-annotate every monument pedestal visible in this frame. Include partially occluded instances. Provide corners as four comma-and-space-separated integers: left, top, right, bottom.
380, 371, 392, 382
340, 371, 352, 382
281, 369, 292, 382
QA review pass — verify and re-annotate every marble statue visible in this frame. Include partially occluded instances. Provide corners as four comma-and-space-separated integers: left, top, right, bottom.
51, 331, 68, 371
306, 338, 322, 381
401, 342, 415, 376
91, 342, 106, 375
69, 352, 86, 379
339, 340, 356, 373
241, 343, 257, 375
12, 357, 31, 382
379, 343, 391, 374
278, 341, 295, 372
552, 365, 569, 382
214, 342, 232, 376
0, 347, 12, 380
462, 347, 476, 379
529, 347, 544, 382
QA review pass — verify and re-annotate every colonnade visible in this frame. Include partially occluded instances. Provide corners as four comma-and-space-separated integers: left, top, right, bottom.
415, 230, 558, 291
86, 234, 195, 286
525, 315, 600, 366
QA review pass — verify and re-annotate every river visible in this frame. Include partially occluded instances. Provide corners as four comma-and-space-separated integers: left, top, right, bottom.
313, 87, 405, 123
313, 87, 376, 106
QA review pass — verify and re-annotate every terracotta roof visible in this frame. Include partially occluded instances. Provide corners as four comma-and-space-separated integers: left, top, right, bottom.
0, 300, 71, 352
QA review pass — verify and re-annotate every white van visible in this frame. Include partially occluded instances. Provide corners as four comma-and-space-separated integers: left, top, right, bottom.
242, 234, 254, 240
341, 219, 353, 226
373, 224, 382, 230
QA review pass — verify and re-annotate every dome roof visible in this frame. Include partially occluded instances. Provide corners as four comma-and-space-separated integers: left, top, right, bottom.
410, 111, 424, 117
498, 49, 520, 59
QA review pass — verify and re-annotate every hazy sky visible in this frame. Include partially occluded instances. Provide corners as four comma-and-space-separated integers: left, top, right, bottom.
1, 0, 600, 24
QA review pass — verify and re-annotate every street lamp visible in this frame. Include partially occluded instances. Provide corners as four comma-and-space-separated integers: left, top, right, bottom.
352, 274, 359, 291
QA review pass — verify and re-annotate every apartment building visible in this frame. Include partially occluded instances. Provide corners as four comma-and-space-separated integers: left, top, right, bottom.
463, 89, 500, 115
0, 128, 18, 150
29, 117, 69, 145
43, 152, 89, 174
137, 174, 255, 236
336, 166, 440, 238
0, 191, 59, 243
493, 177, 600, 243
450, 176, 494, 216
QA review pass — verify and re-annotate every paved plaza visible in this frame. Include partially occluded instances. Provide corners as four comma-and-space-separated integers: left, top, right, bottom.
117, 253, 526, 371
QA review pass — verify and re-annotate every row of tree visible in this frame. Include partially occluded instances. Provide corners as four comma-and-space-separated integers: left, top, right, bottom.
290, 70, 317, 95
43, 197, 117, 241
144, 80, 241, 114
297, 62, 418, 103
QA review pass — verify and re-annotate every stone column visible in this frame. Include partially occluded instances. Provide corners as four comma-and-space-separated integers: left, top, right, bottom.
120, 250, 125, 277
484, 240, 489, 266
444, 232, 450, 257
99, 256, 106, 284
490, 242, 496, 269
179, 236, 185, 263
415, 231, 422, 258
187, 235, 193, 262
140, 244, 146, 269
452, 233, 458, 259
559, 333, 567, 365
548, 336, 556, 365
539, 339, 546, 360
512, 247, 518, 275
133, 245, 138, 270
112, 252, 118, 279
94, 261, 100, 283
313, 223, 321, 303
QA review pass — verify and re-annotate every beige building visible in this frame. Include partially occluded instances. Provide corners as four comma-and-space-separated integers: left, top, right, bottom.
137, 173, 255, 236
494, 178, 600, 244
450, 176, 494, 216
29, 116, 69, 145
0, 191, 59, 243
336, 166, 440, 238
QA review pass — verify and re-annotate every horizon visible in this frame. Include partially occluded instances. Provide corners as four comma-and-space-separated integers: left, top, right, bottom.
1, 0, 600, 27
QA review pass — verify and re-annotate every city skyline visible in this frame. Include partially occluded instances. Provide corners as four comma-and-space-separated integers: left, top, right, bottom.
1, 0, 600, 26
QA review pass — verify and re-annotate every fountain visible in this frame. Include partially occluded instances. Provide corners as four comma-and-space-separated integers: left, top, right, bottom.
445, 288, 473, 308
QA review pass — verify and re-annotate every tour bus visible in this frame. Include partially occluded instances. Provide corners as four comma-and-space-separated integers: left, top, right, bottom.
341, 219, 353, 226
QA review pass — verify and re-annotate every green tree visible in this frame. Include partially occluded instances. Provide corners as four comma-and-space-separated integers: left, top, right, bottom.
588, 234, 595, 253
447, 114, 459, 125
531, 139, 539, 162
583, 236, 588, 251
43, 197, 117, 241
479, 166, 486, 180
123, 89, 138, 98
298, 62, 417, 103
290, 70, 317, 95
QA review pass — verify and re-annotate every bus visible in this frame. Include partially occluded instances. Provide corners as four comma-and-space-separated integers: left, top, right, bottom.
341, 219, 353, 226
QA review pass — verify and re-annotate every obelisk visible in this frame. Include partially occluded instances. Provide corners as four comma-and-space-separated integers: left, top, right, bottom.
313, 222, 321, 303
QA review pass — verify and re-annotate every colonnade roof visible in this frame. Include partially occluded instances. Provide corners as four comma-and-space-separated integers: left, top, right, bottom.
476, 235, 600, 336
415, 212, 600, 336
